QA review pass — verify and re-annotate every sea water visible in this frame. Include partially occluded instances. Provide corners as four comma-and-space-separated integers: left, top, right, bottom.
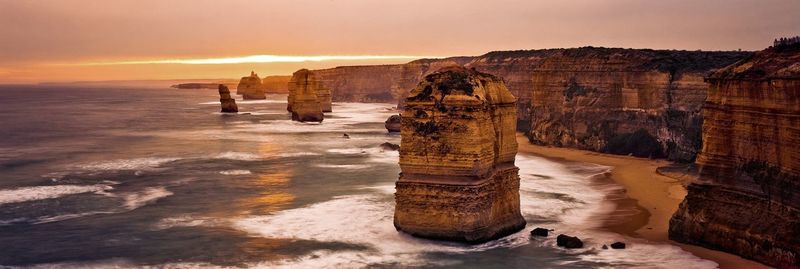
0, 85, 716, 268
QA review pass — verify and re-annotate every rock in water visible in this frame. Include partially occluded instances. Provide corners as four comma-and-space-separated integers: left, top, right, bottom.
669, 43, 800, 268
556, 234, 583, 249
385, 114, 401, 132
288, 69, 332, 113
218, 84, 238, 113
287, 69, 324, 122
530, 228, 550, 237
236, 71, 266, 100
610, 242, 626, 249
393, 66, 526, 243
379, 142, 399, 151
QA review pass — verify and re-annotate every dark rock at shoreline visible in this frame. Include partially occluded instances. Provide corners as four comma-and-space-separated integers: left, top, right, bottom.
385, 114, 401, 132
610, 242, 626, 249
218, 84, 238, 113
530, 227, 550, 237
379, 142, 399, 151
556, 234, 583, 249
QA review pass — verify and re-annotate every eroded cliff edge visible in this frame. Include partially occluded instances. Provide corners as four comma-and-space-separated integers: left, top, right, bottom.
312, 48, 749, 161
394, 67, 525, 243
669, 45, 800, 268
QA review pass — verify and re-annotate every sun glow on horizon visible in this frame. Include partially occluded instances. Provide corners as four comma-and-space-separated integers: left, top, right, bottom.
65, 54, 440, 66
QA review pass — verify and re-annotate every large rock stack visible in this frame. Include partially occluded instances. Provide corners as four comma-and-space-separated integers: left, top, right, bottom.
287, 69, 325, 122
394, 66, 525, 243
669, 44, 800, 268
237, 71, 266, 100
218, 84, 238, 113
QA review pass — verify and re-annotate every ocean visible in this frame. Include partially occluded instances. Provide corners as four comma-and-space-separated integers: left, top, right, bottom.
0, 85, 717, 268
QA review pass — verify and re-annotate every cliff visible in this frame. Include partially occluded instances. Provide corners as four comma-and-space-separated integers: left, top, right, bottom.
287, 69, 324, 122
394, 67, 525, 243
311, 48, 748, 161
669, 45, 800, 268
262, 75, 291, 94
236, 71, 266, 100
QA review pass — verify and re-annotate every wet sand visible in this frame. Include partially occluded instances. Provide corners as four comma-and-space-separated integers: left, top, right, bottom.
515, 134, 769, 269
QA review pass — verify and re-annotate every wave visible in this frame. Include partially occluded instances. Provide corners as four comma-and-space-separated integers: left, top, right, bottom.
77, 157, 181, 171
314, 164, 373, 170
219, 170, 252, 175
214, 152, 263, 161
120, 187, 173, 210
0, 184, 113, 205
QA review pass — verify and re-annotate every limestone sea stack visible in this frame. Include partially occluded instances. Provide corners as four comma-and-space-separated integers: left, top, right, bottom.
394, 66, 526, 243
384, 114, 401, 132
236, 71, 266, 100
287, 69, 324, 122
669, 43, 800, 268
218, 84, 238, 113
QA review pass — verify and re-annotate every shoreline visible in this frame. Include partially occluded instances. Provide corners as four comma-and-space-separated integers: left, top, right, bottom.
515, 134, 768, 269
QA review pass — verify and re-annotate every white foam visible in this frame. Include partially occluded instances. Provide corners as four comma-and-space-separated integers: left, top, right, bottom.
120, 187, 173, 210
326, 148, 368, 155
277, 152, 322, 157
219, 170, 252, 175
0, 184, 113, 205
214, 152, 263, 161
77, 157, 180, 171
152, 215, 222, 230
314, 164, 373, 170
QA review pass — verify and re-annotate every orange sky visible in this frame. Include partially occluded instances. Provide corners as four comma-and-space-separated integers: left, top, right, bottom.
1, 0, 798, 83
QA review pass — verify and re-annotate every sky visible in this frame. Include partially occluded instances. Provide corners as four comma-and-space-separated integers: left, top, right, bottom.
1, 0, 798, 83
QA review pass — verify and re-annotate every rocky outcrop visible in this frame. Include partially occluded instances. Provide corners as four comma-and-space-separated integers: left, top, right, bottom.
670, 45, 800, 268
310, 48, 748, 161
385, 114, 401, 132
236, 71, 266, 100
287, 69, 332, 113
218, 84, 238, 113
394, 67, 525, 243
262, 75, 291, 94
287, 69, 324, 122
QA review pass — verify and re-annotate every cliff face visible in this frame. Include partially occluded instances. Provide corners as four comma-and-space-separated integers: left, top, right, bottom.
287, 69, 324, 122
394, 67, 525, 243
670, 45, 800, 268
262, 75, 291, 94
218, 84, 238, 113
311, 48, 748, 161
236, 71, 266, 100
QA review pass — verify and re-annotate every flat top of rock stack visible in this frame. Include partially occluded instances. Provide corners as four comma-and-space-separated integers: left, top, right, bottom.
709, 44, 800, 80
406, 66, 516, 107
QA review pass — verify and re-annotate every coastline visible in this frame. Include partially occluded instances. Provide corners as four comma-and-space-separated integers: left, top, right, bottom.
515, 134, 769, 269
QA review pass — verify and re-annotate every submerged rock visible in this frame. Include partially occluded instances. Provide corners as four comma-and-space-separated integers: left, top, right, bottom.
379, 142, 399, 151
218, 84, 238, 113
237, 71, 266, 100
385, 114, 401, 132
394, 66, 525, 243
610, 242, 626, 249
288, 69, 324, 122
556, 234, 583, 249
530, 228, 550, 237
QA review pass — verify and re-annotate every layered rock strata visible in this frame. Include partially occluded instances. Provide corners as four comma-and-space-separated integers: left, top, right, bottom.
310, 48, 749, 161
218, 84, 238, 113
262, 75, 291, 94
236, 71, 266, 100
669, 45, 800, 268
394, 67, 525, 243
287, 69, 324, 122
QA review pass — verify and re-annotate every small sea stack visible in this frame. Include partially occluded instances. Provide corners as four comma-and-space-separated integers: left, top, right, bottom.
394, 66, 525, 243
385, 114, 401, 132
237, 71, 266, 100
287, 69, 324, 122
218, 84, 238, 113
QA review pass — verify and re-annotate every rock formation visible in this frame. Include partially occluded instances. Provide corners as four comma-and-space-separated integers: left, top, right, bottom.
218, 84, 238, 113
309, 48, 749, 161
394, 67, 525, 243
236, 71, 266, 100
287, 69, 324, 122
262, 75, 291, 94
384, 114, 401, 132
669, 44, 800, 268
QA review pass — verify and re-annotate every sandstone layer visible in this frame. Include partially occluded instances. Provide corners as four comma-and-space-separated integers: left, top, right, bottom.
287, 69, 324, 122
218, 84, 238, 113
394, 67, 525, 243
262, 75, 291, 94
236, 71, 266, 100
670, 45, 800, 268
311, 48, 749, 161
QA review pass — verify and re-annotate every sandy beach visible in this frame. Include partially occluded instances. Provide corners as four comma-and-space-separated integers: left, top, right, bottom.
515, 133, 769, 269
